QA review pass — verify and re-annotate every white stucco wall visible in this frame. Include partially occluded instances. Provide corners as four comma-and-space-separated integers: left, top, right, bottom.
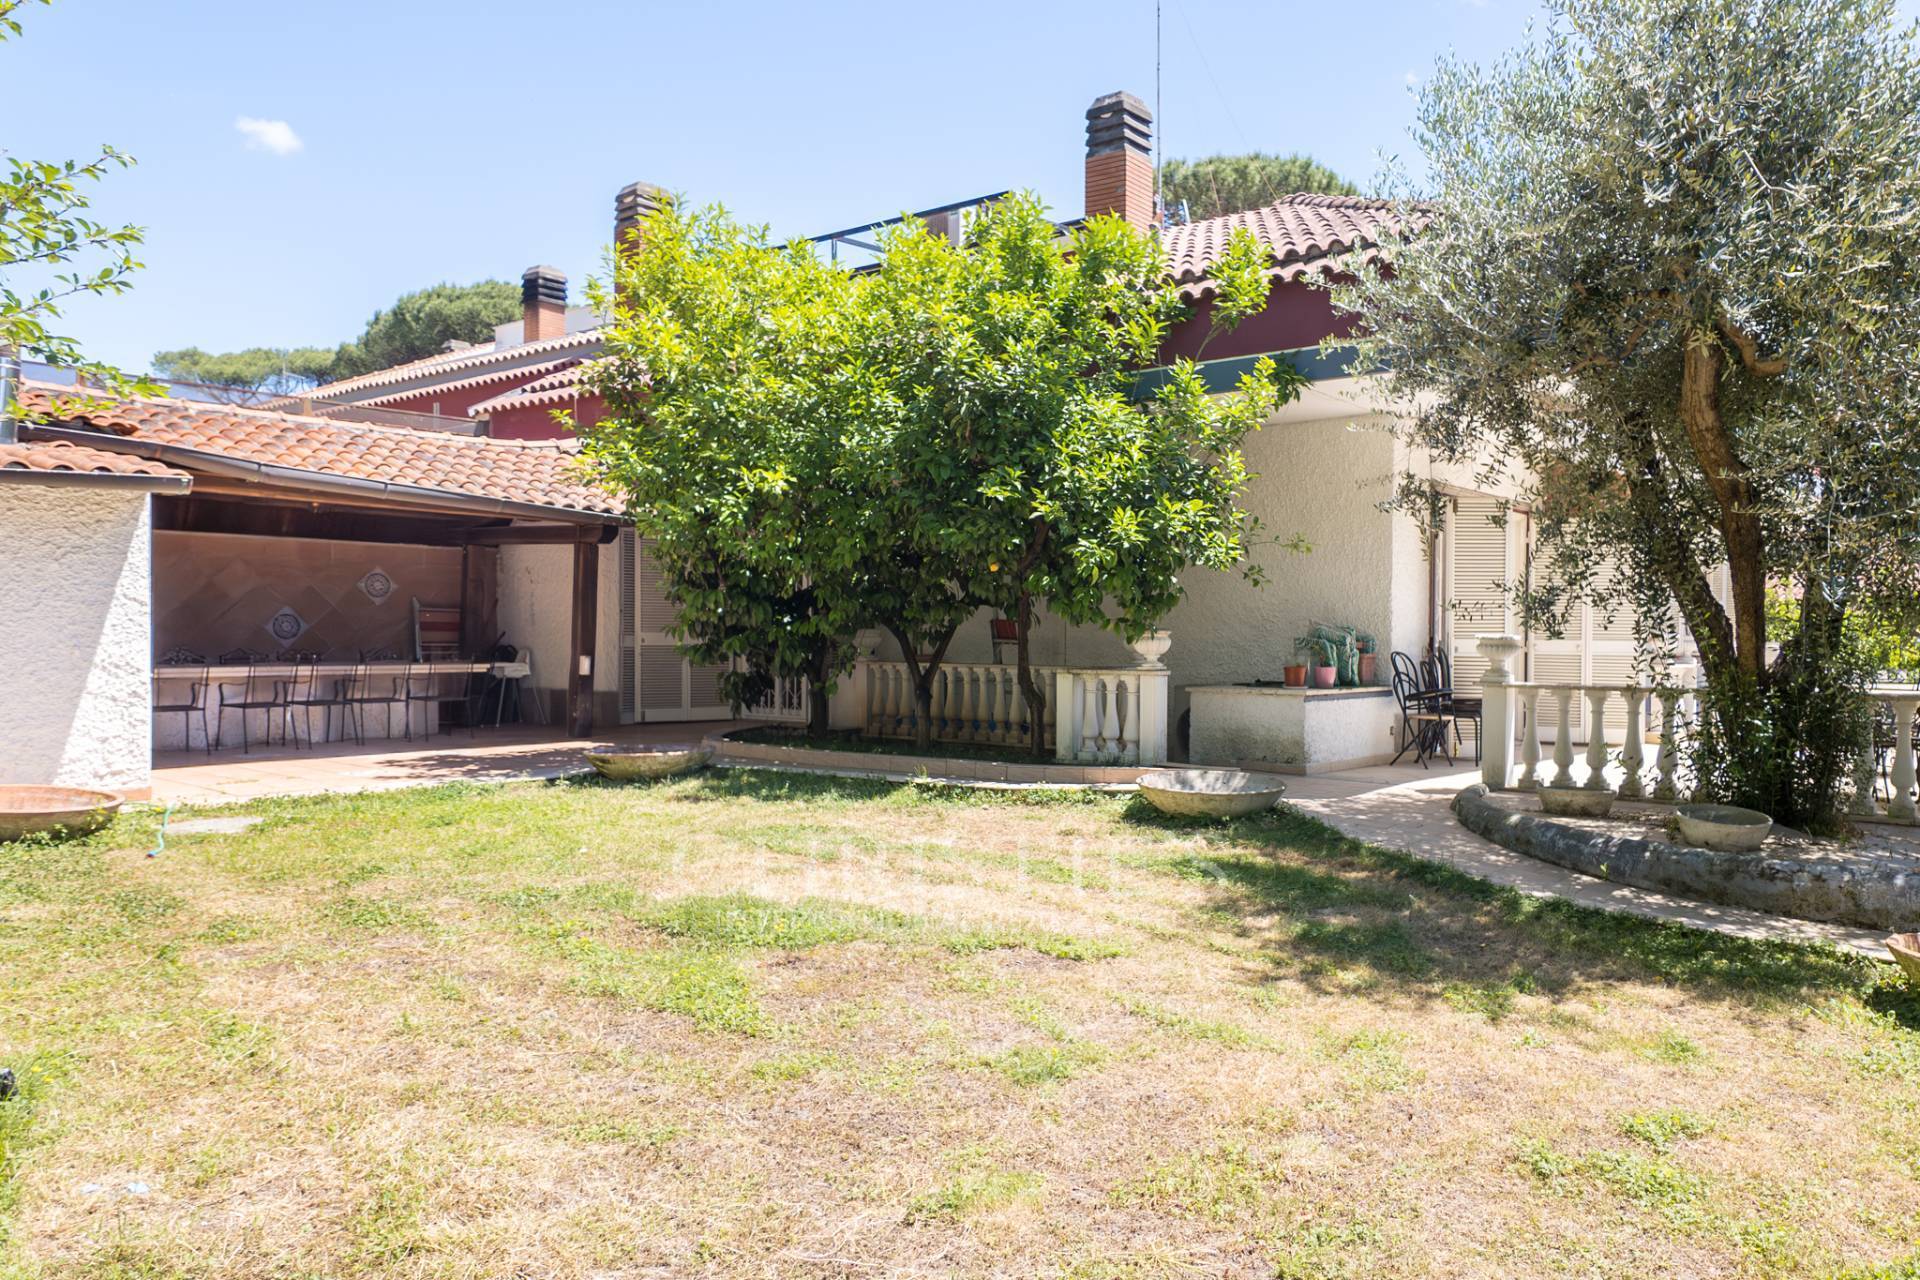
496, 540, 622, 722
0, 486, 154, 793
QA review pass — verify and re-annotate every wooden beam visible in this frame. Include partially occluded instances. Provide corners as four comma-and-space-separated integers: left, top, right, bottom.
568, 540, 600, 737
459, 522, 610, 545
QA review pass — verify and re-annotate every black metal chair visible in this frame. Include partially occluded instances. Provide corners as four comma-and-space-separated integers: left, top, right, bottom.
340, 662, 408, 746
153, 654, 210, 755
1390, 665, 1455, 769
284, 658, 350, 747
401, 662, 479, 739
1431, 649, 1483, 764
213, 660, 287, 753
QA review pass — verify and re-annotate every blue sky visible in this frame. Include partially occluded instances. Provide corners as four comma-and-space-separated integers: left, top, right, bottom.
15, 0, 1540, 373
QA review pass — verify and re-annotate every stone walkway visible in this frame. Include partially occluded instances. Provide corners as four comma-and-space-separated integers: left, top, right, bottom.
150, 736, 1892, 959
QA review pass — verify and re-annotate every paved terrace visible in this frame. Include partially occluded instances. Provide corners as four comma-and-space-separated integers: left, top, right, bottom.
150, 735, 1890, 958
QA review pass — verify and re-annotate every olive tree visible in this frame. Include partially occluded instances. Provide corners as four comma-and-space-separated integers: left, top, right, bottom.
1336, 0, 1920, 828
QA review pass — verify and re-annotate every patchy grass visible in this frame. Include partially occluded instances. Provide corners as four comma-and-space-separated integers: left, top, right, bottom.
0, 771, 1915, 1277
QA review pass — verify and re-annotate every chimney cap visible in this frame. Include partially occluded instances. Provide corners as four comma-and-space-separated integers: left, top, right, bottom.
1086, 90, 1152, 157
521, 265, 568, 307
614, 181, 671, 251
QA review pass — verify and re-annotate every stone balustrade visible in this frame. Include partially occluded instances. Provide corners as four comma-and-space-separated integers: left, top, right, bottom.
854, 658, 1169, 765
1473, 634, 1697, 797
1850, 688, 1920, 824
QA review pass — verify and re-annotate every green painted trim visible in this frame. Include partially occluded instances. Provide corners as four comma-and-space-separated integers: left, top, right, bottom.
1131, 343, 1360, 398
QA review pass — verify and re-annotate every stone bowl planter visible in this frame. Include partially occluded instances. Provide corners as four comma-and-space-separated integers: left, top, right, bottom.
1675, 803, 1772, 852
585, 747, 713, 782
1537, 785, 1615, 818
1888, 933, 1920, 987
1137, 769, 1286, 819
0, 785, 125, 843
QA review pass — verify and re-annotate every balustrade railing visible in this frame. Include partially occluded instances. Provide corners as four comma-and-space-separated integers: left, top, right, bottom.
1475, 635, 1920, 822
1474, 634, 1696, 797
854, 659, 1169, 765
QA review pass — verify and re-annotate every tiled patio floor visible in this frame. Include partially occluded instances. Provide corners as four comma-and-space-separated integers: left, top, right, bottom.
152, 720, 752, 804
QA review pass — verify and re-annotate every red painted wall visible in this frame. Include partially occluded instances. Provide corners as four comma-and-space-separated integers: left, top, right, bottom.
489, 395, 604, 441
1159, 278, 1359, 365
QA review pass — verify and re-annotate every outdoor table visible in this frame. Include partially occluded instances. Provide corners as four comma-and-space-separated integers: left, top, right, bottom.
153, 661, 521, 749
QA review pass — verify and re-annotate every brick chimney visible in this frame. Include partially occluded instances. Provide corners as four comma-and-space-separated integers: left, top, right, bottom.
520, 266, 568, 343
1084, 91, 1155, 228
614, 181, 669, 256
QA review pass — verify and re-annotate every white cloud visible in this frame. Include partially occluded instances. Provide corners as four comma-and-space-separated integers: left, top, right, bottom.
234, 117, 303, 156
1404, 71, 1420, 87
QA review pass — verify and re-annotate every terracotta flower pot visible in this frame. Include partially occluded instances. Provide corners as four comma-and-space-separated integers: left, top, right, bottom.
1283, 664, 1307, 688
1312, 665, 1338, 689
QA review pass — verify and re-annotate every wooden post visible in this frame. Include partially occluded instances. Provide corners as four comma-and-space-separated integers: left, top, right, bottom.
568, 538, 599, 738
459, 545, 499, 659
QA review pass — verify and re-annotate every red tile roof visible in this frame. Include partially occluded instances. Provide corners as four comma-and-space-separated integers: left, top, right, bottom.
468, 359, 597, 417
1162, 193, 1428, 300
0, 439, 191, 480
329, 356, 580, 410
17, 383, 621, 519
303, 329, 602, 399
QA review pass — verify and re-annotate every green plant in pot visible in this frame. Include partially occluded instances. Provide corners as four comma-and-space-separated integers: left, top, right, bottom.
1295, 635, 1339, 688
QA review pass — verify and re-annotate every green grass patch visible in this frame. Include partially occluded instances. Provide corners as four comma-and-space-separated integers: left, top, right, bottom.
1113, 1141, 1283, 1221
905, 1168, 1044, 1222
1116, 995, 1272, 1050
981, 1042, 1103, 1086
1620, 1108, 1712, 1151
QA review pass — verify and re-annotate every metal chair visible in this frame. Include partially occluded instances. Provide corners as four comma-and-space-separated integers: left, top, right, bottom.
339, 662, 407, 746
402, 662, 478, 739
284, 658, 350, 747
153, 662, 210, 755
412, 598, 463, 662
1431, 648, 1483, 764
1390, 668, 1455, 769
213, 661, 287, 754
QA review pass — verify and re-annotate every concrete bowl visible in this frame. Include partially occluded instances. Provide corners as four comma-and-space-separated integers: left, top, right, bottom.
1137, 769, 1286, 819
1537, 785, 1615, 818
0, 785, 125, 843
1675, 803, 1772, 852
586, 747, 713, 782
1889, 933, 1920, 987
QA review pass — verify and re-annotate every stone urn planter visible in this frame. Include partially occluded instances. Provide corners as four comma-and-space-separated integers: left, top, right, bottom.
1674, 803, 1772, 852
1888, 933, 1920, 986
0, 785, 125, 843
1129, 630, 1172, 668
1537, 785, 1615, 818
585, 747, 713, 782
1136, 769, 1286, 819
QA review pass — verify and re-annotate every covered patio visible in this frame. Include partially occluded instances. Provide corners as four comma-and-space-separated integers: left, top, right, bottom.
9, 383, 629, 795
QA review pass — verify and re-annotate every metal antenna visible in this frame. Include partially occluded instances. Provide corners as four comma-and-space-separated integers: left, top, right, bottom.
1154, 0, 1163, 226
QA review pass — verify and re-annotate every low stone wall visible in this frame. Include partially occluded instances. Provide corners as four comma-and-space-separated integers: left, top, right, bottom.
1453, 784, 1920, 931
709, 732, 1146, 785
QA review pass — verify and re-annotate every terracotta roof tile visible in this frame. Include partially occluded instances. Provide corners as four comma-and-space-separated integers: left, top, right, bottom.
335, 356, 580, 409
468, 359, 598, 417
1161, 193, 1429, 300
17, 383, 620, 517
302, 329, 602, 399
0, 438, 192, 480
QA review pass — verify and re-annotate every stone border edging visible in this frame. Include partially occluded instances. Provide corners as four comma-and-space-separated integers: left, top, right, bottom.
704, 732, 1147, 786
1452, 783, 1919, 932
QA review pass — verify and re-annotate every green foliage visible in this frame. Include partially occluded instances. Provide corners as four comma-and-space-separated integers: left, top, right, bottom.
1159, 152, 1360, 220
584, 192, 1300, 748
328, 280, 519, 379
0, 0, 155, 397
150, 346, 337, 400
1336, 0, 1920, 829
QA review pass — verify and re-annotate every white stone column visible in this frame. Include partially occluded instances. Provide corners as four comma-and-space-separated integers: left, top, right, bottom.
1518, 687, 1543, 791
1852, 703, 1883, 818
1890, 695, 1919, 822
1653, 687, 1680, 803
1476, 634, 1523, 790
1131, 632, 1171, 767
1620, 688, 1646, 798
1551, 688, 1575, 788
1054, 670, 1080, 762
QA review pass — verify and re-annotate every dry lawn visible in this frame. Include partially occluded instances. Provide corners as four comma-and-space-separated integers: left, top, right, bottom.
1, 769, 1917, 1279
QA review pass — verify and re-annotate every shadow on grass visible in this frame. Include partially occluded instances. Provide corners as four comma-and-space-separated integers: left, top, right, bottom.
1123, 795, 1884, 1005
